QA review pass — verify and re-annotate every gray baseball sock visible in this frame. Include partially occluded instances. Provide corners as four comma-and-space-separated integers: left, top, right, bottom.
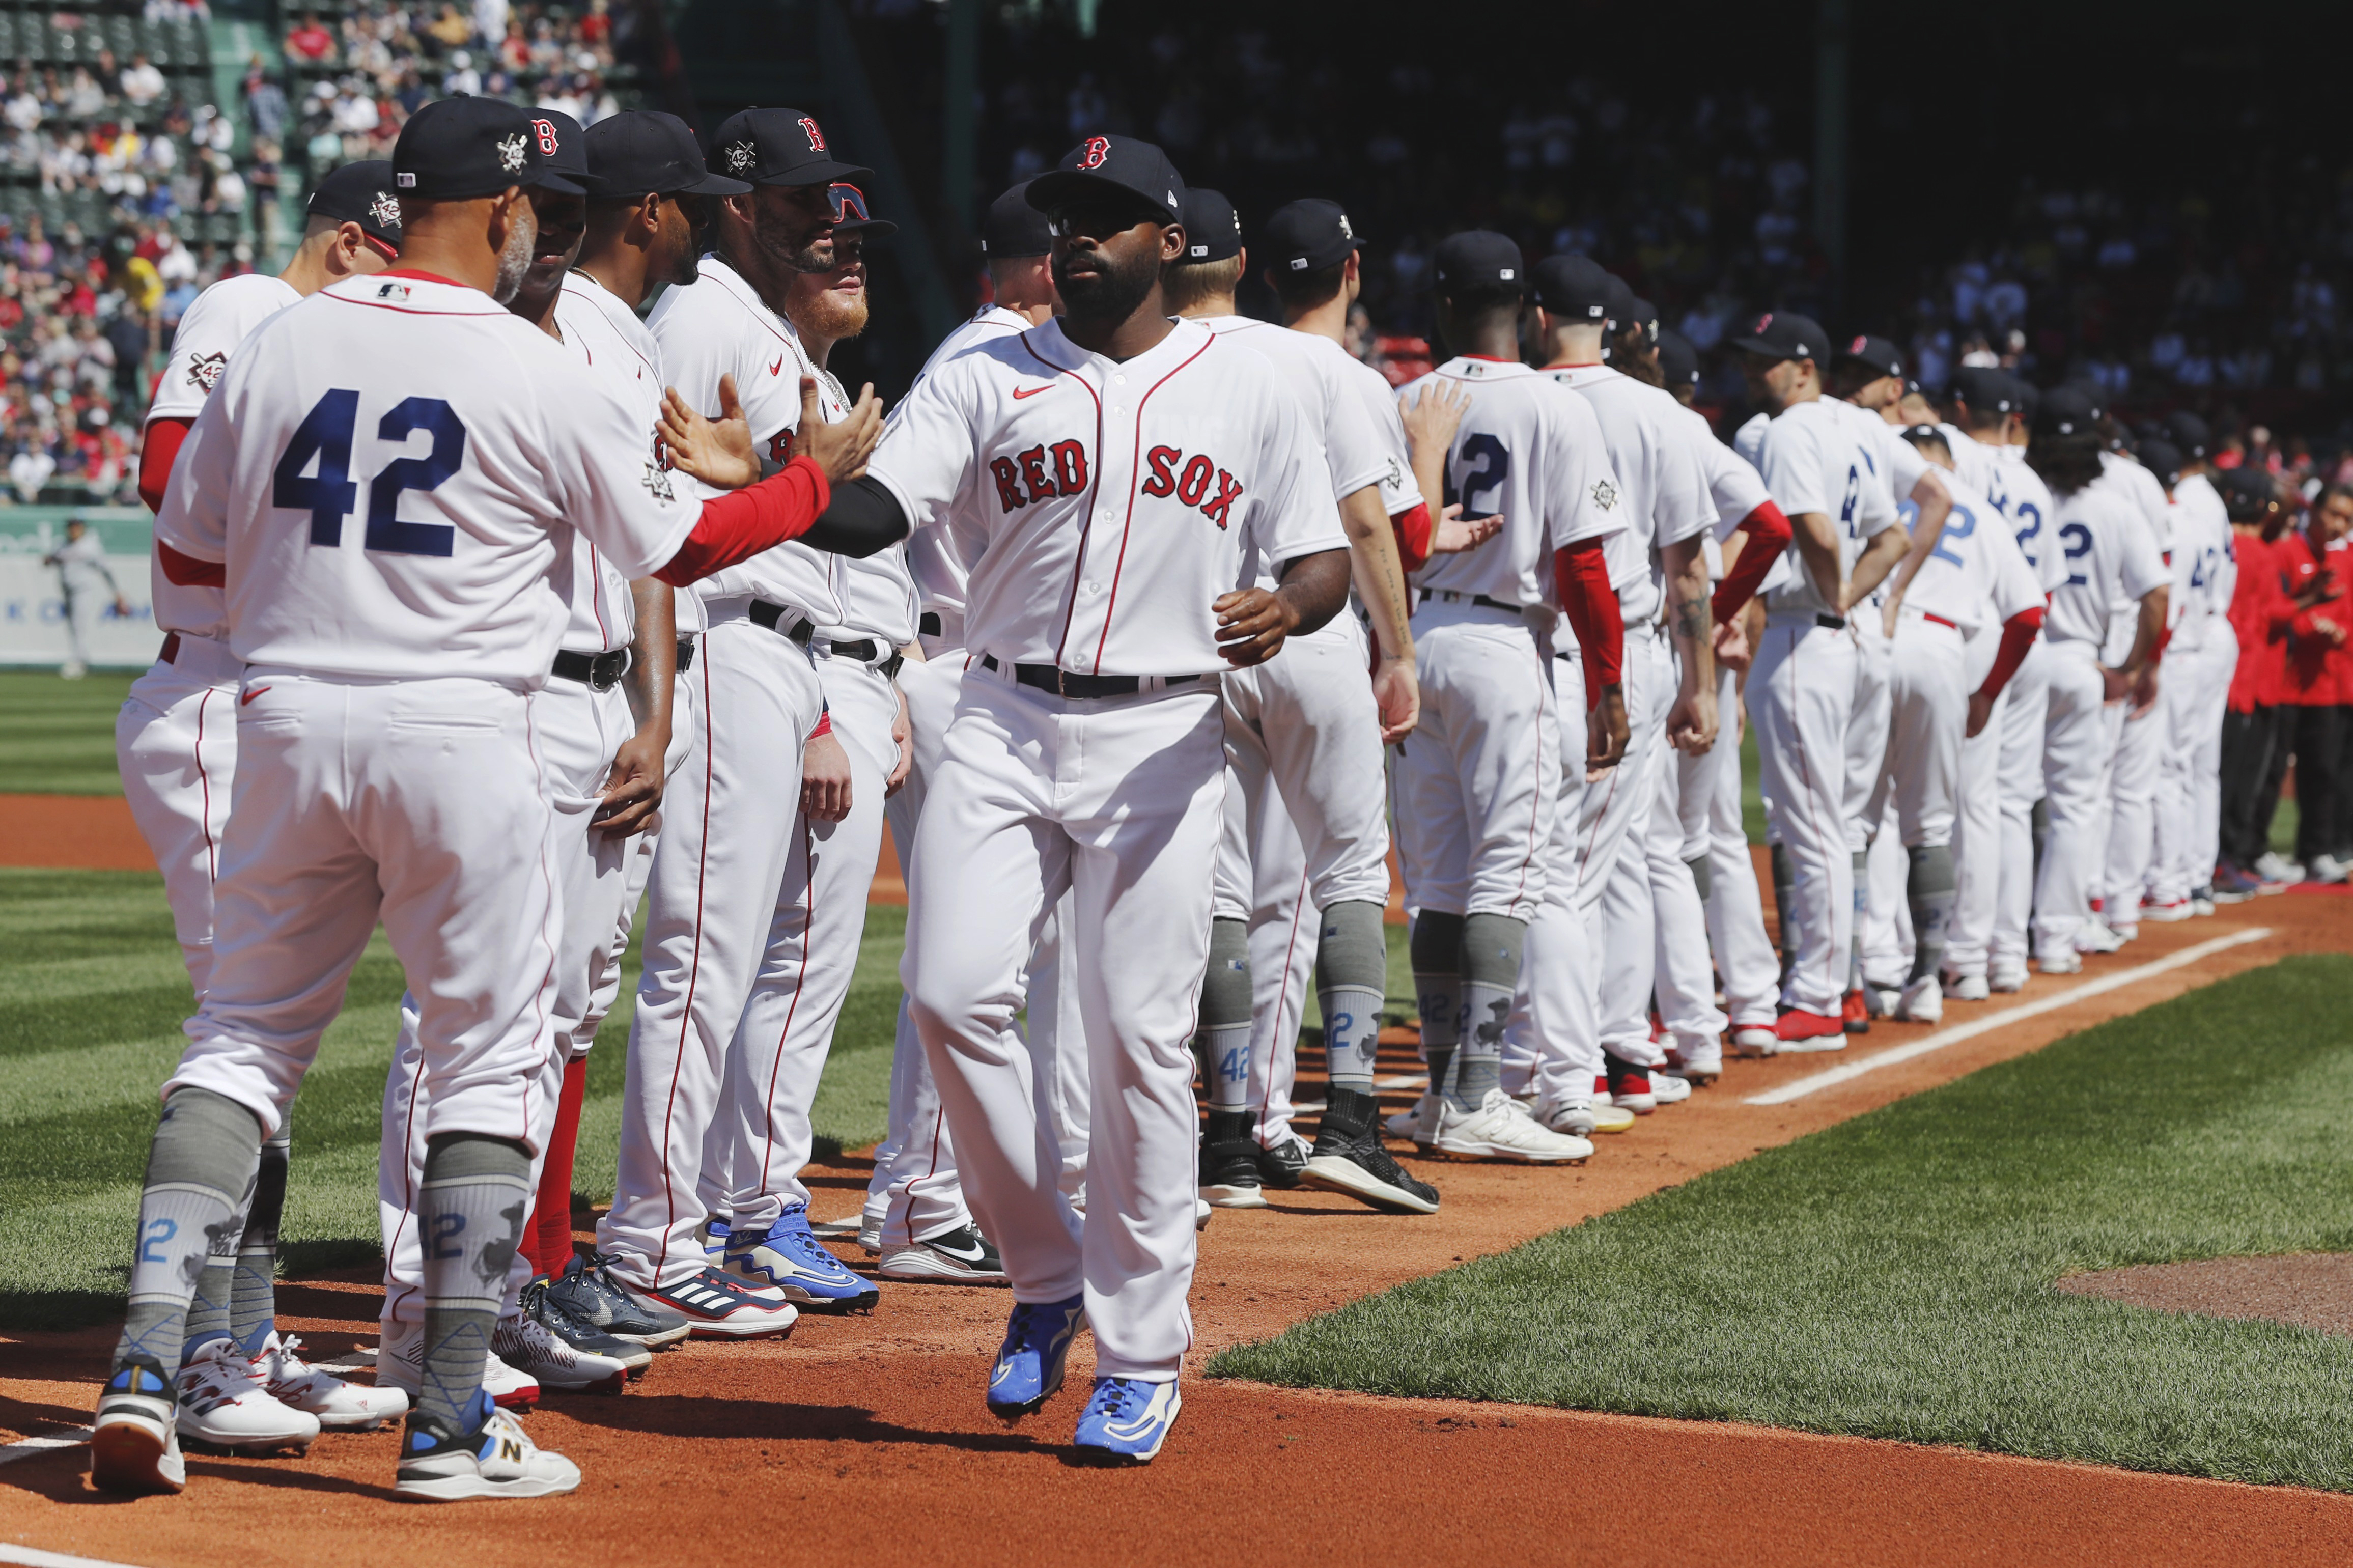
116, 1087, 263, 1373
1193, 918, 1253, 1111
1314, 900, 1387, 1096
1455, 913, 1524, 1108
232, 1127, 290, 1353
1851, 848, 1870, 993
416, 1132, 530, 1434
1686, 854, 1712, 905
1907, 844, 1957, 984
1410, 910, 1465, 1104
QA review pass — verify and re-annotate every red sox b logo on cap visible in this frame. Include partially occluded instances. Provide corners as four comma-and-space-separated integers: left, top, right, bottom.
1850, 334, 1867, 355
1754, 313, 1773, 333
1080, 136, 1111, 170
800, 116, 826, 152
531, 118, 558, 154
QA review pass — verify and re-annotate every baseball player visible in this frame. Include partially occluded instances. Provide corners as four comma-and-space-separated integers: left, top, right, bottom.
598, 105, 888, 1331
1730, 311, 1906, 1042
858, 134, 1351, 1462
2086, 421, 2178, 945
1867, 426, 2048, 1021
45, 516, 126, 677
1394, 233, 1625, 1159
93, 95, 882, 1501
2024, 389, 2170, 971
1527, 253, 1717, 1116
2148, 419, 2236, 915
1166, 189, 1458, 1214
1655, 328, 1791, 1065
114, 159, 409, 1454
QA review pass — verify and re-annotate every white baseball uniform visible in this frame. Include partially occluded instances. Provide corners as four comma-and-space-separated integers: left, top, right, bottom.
118, 271, 300, 995
1980, 447, 2064, 977
877, 314, 1342, 1381
600, 257, 835, 1290
2094, 454, 2177, 923
2149, 470, 2235, 904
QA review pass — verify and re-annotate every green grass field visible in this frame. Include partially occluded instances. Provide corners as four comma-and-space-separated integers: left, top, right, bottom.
1213, 955, 2353, 1491
0, 670, 139, 794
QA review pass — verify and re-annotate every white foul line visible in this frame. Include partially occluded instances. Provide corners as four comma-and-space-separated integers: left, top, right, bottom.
1743, 927, 2274, 1106
0, 1430, 88, 1468
1, 1543, 153, 1568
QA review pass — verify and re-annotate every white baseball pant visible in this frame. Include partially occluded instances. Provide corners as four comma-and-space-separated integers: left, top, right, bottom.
1943, 631, 2007, 983
1862, 807, 1911, 987
2033, 643, 2111, 959
2102, 691, 2166, 919
115, 634, 241, 997
2149, 631, 2236, 904
600, 606, 822, 1291
1748, 618, 1858, 1013
1595, 628, 1673, 1071
905, 663, 1224, 1382
1993, 641, 2054, 971
577, 663, 696, 1057
1844, 618, 1893, 854
1651, 652, 1728, 1066
1701, 667, 1780, 1029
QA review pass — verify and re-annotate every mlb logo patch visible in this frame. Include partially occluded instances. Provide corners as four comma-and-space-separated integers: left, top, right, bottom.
375, 282, 411, 302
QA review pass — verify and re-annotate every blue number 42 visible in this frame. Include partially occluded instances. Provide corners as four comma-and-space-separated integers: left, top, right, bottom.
273, 389, 467, 557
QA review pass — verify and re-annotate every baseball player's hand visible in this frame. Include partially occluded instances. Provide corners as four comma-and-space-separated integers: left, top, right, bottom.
802, 730, 854, 822
1372, 653, 1420, 742
1713, 617, 1751, 671
1966, 690, 1995, 738
884, 685, 913, 797
799, 377, 885, 485
1399, 380, 1470, 459
1430, 502, 1504, 554
1667, 682, 1717, 757
594, 726, 669, 838
2129, 663, 2162, 719
112, 595, 130, 618
658, 376, 759, 490
2099, 664, 2132, 704
1586, 684, 1629, 780
1213, 586, 1299, 667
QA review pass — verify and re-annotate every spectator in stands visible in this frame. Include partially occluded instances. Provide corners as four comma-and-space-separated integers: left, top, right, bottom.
245, 61, 289, 141
123, 54, 167, 113
287, 12, 336, 66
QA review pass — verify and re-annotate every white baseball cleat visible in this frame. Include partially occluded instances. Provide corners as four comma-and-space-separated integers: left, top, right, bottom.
175, 1336, 320, 1453
2075, 919, 2126, 955
492, 1311, 630, 1395
91, 1356, 185, 1494
1730, 1025, 1778, 1058
1943, 972, 1990, 1002
395, 1401, 580, 1502
2037, 950, 2083, 976
1895, 975, 1944, 1025
1432, 1089, 1592, 1163
1383, 1091, 1439, 1148
378, 1318, 542, 1408
1989, 961, 2029, 993
251, 1332, 409, 1430
1647, 1071, 1693, 1106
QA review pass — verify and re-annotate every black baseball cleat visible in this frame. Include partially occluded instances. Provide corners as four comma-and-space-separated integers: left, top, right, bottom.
1198, 1109, 1266, 1208
1254, 1130, 1310, 1190
1299, 1087, 1440, 1214
878, 1222, 1010, 1285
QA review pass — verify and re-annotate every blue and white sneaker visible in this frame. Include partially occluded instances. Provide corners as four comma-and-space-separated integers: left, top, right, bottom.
1072, 1376, 1182, 1465
91, 1354, 185, 1494
703, 1219, 730, 1262
986, 1292, 1084, 1419
625, 1265, 800, 1339
723, 1204, 880, 1314
395, 1389, 580, 1502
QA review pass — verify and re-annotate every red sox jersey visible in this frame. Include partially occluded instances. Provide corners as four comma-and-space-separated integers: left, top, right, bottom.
144, 271, 303, 640
898, 304, 1035, 637
155, 272, 699, 684
2167, 470, 2233, 652
2097, 453, 2176, 661
1899, 471, 2044, 634
2041, 484, 2170, 650
1680, 406, 1789, 594
1981, 446, 2065, 594
1398, 356, 1624, 609
1337, 351, 1423, 520
645, 256, 843, 625
553, 269, 662, 656
866, 315, 1345, 676
1545, 363, 1712, 625
1746, 397, 1899, 620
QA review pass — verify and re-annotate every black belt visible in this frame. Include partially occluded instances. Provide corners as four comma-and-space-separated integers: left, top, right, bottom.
676, 637, 695, 674
551, 647, 631, 691
748, 599, 817, 645
1420, 590, 1522, 613
981, 654, 1200, 699
1816, 613, 1845, 630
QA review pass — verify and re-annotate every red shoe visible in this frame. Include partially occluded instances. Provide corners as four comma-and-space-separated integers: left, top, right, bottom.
1841, 988, 1871, 1035
1603, 1053, 1657, 1114
1774, 1009, 1846, 1050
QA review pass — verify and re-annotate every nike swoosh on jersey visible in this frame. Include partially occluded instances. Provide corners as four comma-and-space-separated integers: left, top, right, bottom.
769, 356, 785, 376
1012, 385, 1053, 400
239, 686, 271, 706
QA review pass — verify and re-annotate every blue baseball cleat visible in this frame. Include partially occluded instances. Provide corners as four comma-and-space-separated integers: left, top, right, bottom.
1073, 1376, 1182, 1465
987, 1293, 1084, 1419
703, 1219, 730, 1261
723, 1204, 879, 1314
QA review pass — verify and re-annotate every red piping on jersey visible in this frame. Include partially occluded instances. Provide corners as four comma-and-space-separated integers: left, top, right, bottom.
1459, 354, 1518, 363
754, 816, 819, 1199
1094, 332, 1217, 674
193, 688, 218, 887
319, 292, 508, 318
1022, 333, 1106, 670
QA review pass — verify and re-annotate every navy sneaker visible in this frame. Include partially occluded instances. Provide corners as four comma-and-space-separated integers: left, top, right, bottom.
703, 1219, 730, 1262
544, 1251, 691, 1347
723, 1204, 880, 1314
91, 1354, 184, 1494
1072, 1376, 1181, 1465
625, 1265, 800, 1339
986, 1292, 1084, 1419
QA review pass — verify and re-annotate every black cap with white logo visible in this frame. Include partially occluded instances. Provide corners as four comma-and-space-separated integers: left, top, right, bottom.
309, 158, 402, 249
2140, 439, 2184, 489
1729, 309, 1827, 362
1259, 198, 1362, 273
2165, 410, 2210, 459
2033, 385, 2099, 438
1026, 135, 1185, 225
1837, 333, 1904, 379
1627, 295, 1660, 348
393, 96, 585, 200
1657, 327, 1700, 391
581, 110, 750, 200
981, 181, 1052, 258
1531, 253, 1611, 320
1950, 365, 2017, 415
1433, 230, 1523, 292
1178, 187, 1239, 262
708, 107, 871, 189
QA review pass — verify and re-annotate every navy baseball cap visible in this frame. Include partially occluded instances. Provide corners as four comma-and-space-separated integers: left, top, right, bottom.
2219, 464, 2276, 520
829, 182, 895, 240
1950, 365, 2018, 415
2165, 410, 2211, 459
394, 96, 584, 199
537, 110, 587, 191
1027, 135, 1185, 226
308, 158, 401, 249
1259, 199, 1362, 273
2033, 385, 2098, 438
2140, 439, 2184, 489
1178, 187, 1239, 262
1730, 309, 1827, 362
2010, 376, 2040, 424
1657, 327, 1700, 391
1837, 333, 1904, 379
1628, 296, 1660, 348
582, 110, 748, 200
709, 107, 870, 189
1602, 273, 1637, 333
1433, 230, 1522, 292
981, 181, 1051, 258
1532, 254, 1611, 320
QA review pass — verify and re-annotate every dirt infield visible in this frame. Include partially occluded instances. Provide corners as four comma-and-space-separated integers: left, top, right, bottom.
6, 898, 2352, 1564
0, 795, 155, 871
2059, 1253, 2353, 1337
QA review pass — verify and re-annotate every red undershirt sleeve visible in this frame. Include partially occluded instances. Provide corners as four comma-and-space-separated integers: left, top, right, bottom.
157, 539, 225, 587
138, 417, 191, 514
1976, 605, 2044, 701
1713, 500, 1791, 625
1553, 535, 1622, 710
654, 457, 831, 588
1389, 501, 1433, 576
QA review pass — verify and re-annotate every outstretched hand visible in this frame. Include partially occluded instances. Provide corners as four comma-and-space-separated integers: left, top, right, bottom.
657, 374, 759, 490
1431, 501, 1503, 554
797, 377, 884, 485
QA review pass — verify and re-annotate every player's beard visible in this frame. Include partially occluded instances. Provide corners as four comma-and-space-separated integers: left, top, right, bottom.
491, 204, 537, 306
1053, 241, 1157, 328
751, 204, 833, 275
799, 282, 868, 343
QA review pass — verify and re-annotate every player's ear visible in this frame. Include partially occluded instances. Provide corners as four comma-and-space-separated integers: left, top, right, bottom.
1160, 222, 1186, 263
335, 220, 366, 268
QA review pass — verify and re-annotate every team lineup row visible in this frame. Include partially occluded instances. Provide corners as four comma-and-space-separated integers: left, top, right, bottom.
79, 97, 2243, 1500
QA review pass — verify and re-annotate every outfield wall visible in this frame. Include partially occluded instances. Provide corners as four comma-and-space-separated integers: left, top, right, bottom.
0, 509, 163, 669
